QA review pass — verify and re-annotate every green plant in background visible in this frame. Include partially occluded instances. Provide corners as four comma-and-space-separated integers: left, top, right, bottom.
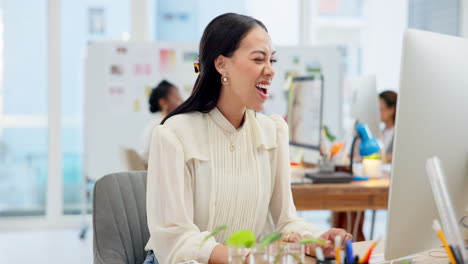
201, 225, 227, 247
204, 226, 328, 264
226, 230, 257, 248
272, 243, 304, 264
300, 237, 328, 246
258, 232, 282, 250
323, 125, 336, 142
271, 237, 329, 264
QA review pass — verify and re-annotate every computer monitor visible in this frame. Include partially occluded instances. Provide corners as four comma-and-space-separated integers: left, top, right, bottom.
287, 75, 324, 151
349, 75, 381, 139
385, 29, 468, 260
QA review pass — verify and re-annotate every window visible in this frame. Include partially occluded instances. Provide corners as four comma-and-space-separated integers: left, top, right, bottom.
61, 0, 130, 214
408, 0, 460, 36
0, 0, 48, 216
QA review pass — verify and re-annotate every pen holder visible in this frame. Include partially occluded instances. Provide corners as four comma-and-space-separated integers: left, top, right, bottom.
318, 156, 335, 173
249, 246, 267, 264
228, 247, 250, 264
267, 242, 305, 264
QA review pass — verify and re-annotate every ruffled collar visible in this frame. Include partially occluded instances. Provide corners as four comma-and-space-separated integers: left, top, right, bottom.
208, 107, 246, 133
208, 107, 276, 150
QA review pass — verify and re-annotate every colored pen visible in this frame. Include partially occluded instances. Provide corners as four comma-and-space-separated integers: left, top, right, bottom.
359, 241, 378, 263
315, 246, 325, 262
345, 240, 354, 264
433, 219, 457, 264
353, 256, 359, 264
335, 235, 342, 264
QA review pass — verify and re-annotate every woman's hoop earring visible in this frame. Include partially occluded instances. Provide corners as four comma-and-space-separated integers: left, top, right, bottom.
221, 75, 229, 84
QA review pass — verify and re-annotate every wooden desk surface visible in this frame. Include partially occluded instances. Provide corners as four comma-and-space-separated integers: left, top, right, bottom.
291, 178, 390, 211
305, 241, 449, 263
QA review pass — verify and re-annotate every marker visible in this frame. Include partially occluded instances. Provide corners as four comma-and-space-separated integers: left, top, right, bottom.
433, 219, 457, 264
359, 241, 378, 263
315, 247, 325, 262
345, 240, 354, 264
353, 256, 359, 264
335, 235, 342, 264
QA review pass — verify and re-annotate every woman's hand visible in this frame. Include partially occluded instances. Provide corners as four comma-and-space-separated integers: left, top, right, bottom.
281, 232, 303, 243
304, 228, 352, 257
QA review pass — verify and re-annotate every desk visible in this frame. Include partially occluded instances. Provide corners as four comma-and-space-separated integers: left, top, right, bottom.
291, 175, 390, 240
291, 178, 390, 211
304, 241, 448, 263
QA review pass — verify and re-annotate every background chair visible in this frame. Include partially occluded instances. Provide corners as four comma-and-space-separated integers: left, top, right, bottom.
93, 171, 149, 264
120, 147, 147, 171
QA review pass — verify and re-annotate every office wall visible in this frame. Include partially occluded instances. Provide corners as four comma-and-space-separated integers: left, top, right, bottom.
198, 0, 246, 36
362, 0, 408, 91
246, 0, 300, 46
461, 0, 468, 37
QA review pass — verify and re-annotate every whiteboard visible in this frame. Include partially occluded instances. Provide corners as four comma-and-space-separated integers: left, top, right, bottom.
84, 42, 342, 180
84, 41, 198, 180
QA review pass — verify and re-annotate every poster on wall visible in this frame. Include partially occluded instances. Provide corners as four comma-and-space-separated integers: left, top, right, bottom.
159, 49, 176, 73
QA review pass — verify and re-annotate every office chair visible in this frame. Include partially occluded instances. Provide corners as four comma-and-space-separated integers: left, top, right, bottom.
93, 171, 149, 264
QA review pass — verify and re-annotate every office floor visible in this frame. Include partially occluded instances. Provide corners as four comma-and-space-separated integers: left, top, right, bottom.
0, 210, 387, 264
0, 226, 93, 264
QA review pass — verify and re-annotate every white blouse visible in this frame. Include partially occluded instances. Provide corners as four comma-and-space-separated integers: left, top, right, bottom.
145, 108, 323, 264
382, 127, 394, 154
139, 113, 162, 163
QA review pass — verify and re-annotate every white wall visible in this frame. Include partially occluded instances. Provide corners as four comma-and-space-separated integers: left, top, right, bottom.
245, 0, 300, 46
198, 0, 246, 39
362, 0, 408, 91
460, 0, 468, 37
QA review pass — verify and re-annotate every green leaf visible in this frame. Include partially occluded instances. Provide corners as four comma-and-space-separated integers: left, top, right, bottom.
300, 237, 328, 246
209, 225, 227, 238
226, 230, 256, 248
201, 225, 227, 247
258, 232, 282, 250
287, 253, 304, 264
323, 125, 336, 142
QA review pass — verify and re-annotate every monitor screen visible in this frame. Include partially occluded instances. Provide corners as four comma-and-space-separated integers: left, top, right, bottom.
385, 29, 468, 260
287, 75, 324, 151
349, 75, 381, 140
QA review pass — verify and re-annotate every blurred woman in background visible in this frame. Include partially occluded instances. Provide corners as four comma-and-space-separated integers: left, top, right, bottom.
379, 90, 397, 163
139, 80, 182, 164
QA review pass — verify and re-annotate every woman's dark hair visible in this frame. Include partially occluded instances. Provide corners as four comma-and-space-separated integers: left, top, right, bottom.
161, 13, 267, 124
379, 90, 398, 122
149, 80, 175, 113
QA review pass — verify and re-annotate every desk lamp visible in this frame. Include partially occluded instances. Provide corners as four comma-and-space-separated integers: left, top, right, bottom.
349, 123, 382, 176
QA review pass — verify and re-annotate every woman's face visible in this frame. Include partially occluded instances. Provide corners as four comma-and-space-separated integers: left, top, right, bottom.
221, 26, 276, 111
162, 86, 183, 114
379, 98, 395, 124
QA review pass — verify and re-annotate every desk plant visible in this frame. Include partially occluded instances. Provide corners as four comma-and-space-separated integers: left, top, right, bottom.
203, 225, 328, 264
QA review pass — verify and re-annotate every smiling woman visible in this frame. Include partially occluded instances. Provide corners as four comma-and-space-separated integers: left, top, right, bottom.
145, 13, 351, 264
160, 13, 274, 125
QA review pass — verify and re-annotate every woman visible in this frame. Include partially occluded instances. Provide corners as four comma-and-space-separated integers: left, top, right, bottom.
139, 80, 182, 163
144, 13, 351, 264
379, 90, 397, 163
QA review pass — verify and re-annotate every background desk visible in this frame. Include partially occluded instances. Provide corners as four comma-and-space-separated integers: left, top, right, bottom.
291, 177, 390, 240
291, 178, 389, 211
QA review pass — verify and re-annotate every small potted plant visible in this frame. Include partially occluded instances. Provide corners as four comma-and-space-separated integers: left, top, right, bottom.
226, 230, 257, 264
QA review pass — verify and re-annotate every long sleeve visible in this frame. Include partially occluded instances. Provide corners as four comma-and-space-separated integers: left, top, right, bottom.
268, 115, 324, 237
145, 125, 219, 264
139, 116, 162, 163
